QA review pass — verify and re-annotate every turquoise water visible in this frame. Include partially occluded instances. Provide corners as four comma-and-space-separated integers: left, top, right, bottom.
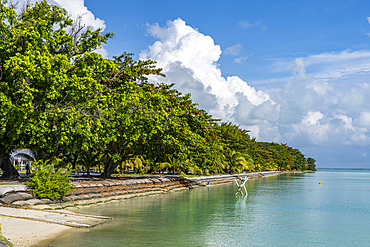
49, 170, 370, 246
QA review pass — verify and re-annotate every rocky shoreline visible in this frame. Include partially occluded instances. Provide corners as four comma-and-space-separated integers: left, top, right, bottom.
0, 171, 283, 210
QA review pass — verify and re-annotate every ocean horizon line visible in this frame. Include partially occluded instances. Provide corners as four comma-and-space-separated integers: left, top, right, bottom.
317, 167, 370, 170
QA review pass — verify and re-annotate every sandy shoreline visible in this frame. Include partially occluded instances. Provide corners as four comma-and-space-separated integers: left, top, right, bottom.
0, 217, 71, 247
0, 171, 288, 246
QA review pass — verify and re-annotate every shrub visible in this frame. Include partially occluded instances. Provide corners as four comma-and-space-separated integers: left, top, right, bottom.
26, 159, 73, 200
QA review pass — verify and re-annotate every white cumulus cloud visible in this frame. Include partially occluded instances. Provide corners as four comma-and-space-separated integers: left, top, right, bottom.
302, 111, 324, 126
53, 0, 106, 31
353, 111, 370, 128
138, 16, 370, 167
140, 18, 276, 138
140, 18, 370, 150
270, 54, 370, 148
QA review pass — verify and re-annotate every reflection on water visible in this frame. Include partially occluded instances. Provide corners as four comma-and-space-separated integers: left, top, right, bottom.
49, 171, 370, 246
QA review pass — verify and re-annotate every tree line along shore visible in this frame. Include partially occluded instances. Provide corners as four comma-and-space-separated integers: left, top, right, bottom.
0, 0, 316, 186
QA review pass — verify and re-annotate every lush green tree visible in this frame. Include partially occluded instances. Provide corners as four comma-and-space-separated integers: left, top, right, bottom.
99, 54, 167, 177
223, 151, 252, 173
216, 122, 252, 154
307, 157, 317, 171
0, 1, 316, 180
127, 156, 145, 174
0, 0, 114, 178
99, 54, 225, 177
25, 159, 73, 199
141, 84, 225, 175
160, 156, 181, 175
101, 82, 225, 177
249, 142, 308, 171
77, 150, 103, 176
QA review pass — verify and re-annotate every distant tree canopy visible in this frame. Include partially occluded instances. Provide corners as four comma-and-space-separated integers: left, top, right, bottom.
0, 1, 316, 179
307, 157, 317, 171
216, 122, 315, 172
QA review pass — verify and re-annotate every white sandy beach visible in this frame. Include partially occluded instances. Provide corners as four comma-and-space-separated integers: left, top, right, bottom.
0, 216, 71, 247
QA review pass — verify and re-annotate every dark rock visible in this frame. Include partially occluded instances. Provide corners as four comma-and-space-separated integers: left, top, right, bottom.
67, 196, 81, 201
101, 192, 115, 197
26, 199, 44, 205
9, 185, 28, 193
89, 194, 102, 198
71, 190, 84, 195
0, 194, 23, 204
115, 191, 128, 195
81, 184, 96, 188
32, 204, 52, 210
40, 198, 53, 204
12, 200, 32, 208
0, 187, 14, 197
48, 204, 63, 209
91, 189, 104, 193
78, 194, 91, 200
17, 193, 33, 200
60, 201, 76, 207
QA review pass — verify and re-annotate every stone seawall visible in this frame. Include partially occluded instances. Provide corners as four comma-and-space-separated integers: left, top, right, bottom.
0, 171, 283, 210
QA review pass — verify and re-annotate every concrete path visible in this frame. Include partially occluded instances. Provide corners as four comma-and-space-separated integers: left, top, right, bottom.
0, 207, 112, 228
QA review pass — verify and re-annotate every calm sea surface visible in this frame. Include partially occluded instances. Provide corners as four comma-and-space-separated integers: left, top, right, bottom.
49, 169, 370, 246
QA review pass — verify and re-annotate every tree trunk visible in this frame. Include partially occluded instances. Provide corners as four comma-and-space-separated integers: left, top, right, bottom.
0, 145, 20, 179
101, 157, 125, 178
87, 164, 90, 176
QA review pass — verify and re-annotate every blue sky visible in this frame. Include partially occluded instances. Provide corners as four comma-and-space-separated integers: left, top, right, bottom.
20, 0, 370, 168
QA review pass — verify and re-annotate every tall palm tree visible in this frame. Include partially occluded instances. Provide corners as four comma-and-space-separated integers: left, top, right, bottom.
62, 153, 80, 172
160, 156, 181, 175
183, 159, 202, 175
223, 151, 252, 174
77, 151, 102, 176
128, 156, 145, 174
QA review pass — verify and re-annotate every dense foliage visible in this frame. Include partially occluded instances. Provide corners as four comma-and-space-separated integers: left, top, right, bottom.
0, 0, 114, 178
0, 1, 316, 179
25, 159, 73, 199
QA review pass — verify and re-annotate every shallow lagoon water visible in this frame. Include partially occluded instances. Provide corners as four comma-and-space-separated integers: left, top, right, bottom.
49, 170, 370, 246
